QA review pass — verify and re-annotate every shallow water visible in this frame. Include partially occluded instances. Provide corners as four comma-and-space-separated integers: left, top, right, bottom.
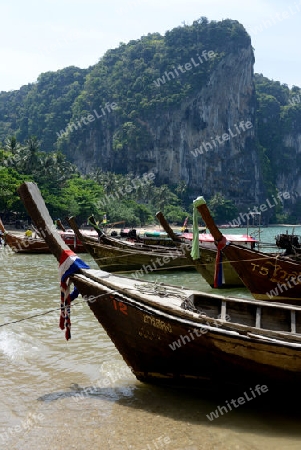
0, 227, 301, 449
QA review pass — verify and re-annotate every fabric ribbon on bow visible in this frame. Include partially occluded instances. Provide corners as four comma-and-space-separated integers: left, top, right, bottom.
58, 249, 90, 340
190, 196, 207, 260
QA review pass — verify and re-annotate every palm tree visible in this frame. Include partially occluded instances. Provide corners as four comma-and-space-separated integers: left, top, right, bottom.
23, 136, 41, 173
5, 136, 20, 154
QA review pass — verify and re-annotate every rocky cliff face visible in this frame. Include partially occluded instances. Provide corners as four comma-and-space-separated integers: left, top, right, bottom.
278, 133, 301, 201
143, 46, 261, 207
254, 76, 301, 216
64, 43, 264, 209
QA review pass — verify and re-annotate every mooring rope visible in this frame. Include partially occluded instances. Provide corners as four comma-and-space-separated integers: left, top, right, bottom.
134, 281, 188, 300
0, 292, 109, 328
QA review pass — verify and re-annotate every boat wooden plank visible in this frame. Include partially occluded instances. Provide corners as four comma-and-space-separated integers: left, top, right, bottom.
256, 306, 261, 329
291, 311, 296, 333
156, 210, 244, 288
247, 332, 301, 348
18, 182, 69, 261
67, 216, 193, 273
77, 270, 301, 343
225, 295, 301, 311
221, 301, 227, 320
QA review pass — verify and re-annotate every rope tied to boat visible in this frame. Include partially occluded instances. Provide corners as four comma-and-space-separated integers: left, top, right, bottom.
59, 249, 90, 340
134, 281, 188, 300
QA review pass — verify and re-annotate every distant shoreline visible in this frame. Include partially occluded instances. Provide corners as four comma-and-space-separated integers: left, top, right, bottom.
266, 224, 301, 227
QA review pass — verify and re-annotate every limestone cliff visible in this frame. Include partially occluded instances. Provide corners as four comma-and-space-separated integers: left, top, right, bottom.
255, 75, 301, 218
139, 46, 261, 208
59, 24, 264, 210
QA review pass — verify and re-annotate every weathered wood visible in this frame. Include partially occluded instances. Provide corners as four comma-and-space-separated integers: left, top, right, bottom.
87, 214, 104, 238
0, 217, 87, 254
67, 216, 88, 249
56, 219, 66, 232
0, 218, 5, 234
1, 231, 50, 253
222, 244, 301, 303
156, 210, 245, 287
0, 216, 50, 253
17, 182, 69, 261
256, 306, 262, 329
196, 198, 301, 303
82, 270, 301, 345
71, 271, 301, 387
155, 211, 182, 242
291, 311, 296, 333
195, 202, 223, 242
67, 215, 193, 272
225, 295, 301, 311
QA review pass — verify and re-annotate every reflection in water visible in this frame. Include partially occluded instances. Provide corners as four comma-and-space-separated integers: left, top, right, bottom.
1, 231, 301, 449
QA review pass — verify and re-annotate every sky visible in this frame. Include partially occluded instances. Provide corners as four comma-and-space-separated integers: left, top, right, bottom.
1, 0, 301, 92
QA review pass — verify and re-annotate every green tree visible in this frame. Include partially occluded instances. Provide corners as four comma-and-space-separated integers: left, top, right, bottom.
0, 167, 31, 213
53, 176, 104, 223
208, 193, 238, 223
5, 136, 20, 154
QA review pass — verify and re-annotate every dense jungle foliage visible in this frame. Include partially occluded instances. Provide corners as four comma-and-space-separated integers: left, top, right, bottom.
0, 136, 191, 226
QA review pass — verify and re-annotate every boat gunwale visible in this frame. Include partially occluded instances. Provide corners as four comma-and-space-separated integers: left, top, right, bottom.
72, 269, 301, 345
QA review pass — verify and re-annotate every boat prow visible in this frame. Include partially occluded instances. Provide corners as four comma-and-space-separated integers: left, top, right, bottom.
194, 196, 301, 303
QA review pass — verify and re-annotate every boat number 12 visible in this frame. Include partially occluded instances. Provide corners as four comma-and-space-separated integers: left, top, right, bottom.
112, 298, 128, 315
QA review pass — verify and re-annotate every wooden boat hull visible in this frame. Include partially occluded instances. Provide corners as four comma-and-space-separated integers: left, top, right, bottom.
2, 231, 88, 254
195, 199, 301, 303
136, 236, 176, 247
220, 244, 301, 303
0, 220, 88, 253
193, 247, 243, 288
72, 270, 301, 387
71, 219, 244, 285
77, 237, 193, 272
2, 231, 50, 253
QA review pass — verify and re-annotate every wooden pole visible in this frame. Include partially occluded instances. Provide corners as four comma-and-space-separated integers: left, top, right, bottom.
17, 182, 69, 261
195, 203, 223, 242
155, 211, 182, 243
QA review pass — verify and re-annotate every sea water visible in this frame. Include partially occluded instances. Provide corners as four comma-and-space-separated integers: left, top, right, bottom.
0, 226, 301, 449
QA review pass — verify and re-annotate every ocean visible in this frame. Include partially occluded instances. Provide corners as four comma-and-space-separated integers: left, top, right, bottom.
1, 226, 301, 450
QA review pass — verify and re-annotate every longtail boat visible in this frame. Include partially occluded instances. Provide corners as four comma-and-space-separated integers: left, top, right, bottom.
0, 218, 49, 253
70, 214, 244, 286
275, 232, 301, 256
0, 218, 96, 253
194, 196, 301, 303
58, 228, 97, 253
16, 181, 301, 389
155, 211, 244, 288
66, 216, 193, 273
